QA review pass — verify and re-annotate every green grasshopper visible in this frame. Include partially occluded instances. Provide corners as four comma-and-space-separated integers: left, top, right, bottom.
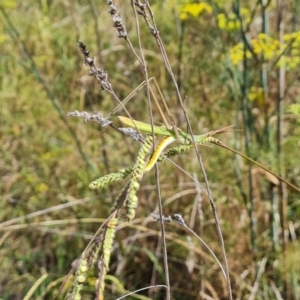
118, 115, 300, 193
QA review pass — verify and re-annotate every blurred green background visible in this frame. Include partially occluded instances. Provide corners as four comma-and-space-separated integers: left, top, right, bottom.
1, 0, 300, 299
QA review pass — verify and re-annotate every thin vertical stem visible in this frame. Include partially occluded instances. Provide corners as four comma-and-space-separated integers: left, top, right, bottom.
277, 1, 289, 297
242, 38, 257, 255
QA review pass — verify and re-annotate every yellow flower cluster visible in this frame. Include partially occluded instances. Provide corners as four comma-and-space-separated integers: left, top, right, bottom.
284, 31, 300, 43
180, 3, 212, 20
278, 56, 300, 70
229, 42, 252, 65
252, 33, 279, 60
229, 31, 300, 70
217, 8, 250, 31
218, 13, 239, 31
282, 31, 300, 69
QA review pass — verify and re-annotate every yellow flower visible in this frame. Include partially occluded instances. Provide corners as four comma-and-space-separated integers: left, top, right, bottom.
229, 42, 252, 65
241, 8, 250, 16
180, 12, 188, 20
217, 14, 227, 29
258, 33, 267, 40
217, 11, 242, 31
292, 41, 300, 49
229, 43, 243, 65
252, 39, 262, 54
181, 2, 212, 19
240, 8, 251, 24
227, 20, 234, 30
202, 3, 212, 13
264, 49, 275, 60
284, 33, 292, 41
295, 32, 300, 43
286, 56, 300, 70
250, 35, 280, 60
